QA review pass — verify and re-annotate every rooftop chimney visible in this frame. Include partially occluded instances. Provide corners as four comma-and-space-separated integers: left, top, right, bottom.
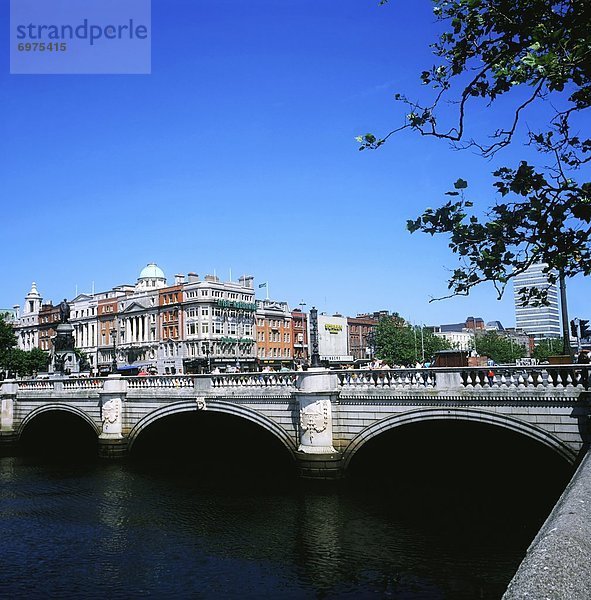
238, 275, 254, 288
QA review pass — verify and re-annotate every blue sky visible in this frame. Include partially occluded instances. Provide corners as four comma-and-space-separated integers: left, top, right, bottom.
2, 0, 589, 328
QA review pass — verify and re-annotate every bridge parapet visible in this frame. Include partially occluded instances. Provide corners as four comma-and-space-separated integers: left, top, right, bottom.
17, 379, 55, 391
127, 375, 194, 390
460, 366, 588, 390
5, 365, 590, 398
211, 372, 297, 389
336, 366, 589, 393
338, 369, 437, 389
62, 378, 103, 390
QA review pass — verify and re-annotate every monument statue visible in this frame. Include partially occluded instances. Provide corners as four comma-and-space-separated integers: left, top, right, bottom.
58, 299, 70, 324
50, 298, 78, 375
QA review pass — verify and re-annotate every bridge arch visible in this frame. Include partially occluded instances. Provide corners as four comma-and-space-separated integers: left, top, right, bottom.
126, 399, 298, 457
18, 404, 101, 438
342, 407, 578, 469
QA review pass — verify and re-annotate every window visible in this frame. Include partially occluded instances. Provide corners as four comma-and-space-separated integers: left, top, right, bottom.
202, 323, 209, 334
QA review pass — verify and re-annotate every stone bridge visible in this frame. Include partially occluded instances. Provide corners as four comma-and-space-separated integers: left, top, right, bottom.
1, 365, 589, 478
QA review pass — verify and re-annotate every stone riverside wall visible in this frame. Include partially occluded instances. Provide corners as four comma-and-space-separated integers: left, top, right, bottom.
503, 448, 591, 599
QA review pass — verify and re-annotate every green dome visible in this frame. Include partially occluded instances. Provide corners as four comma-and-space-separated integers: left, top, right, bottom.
138, 263, 165, 280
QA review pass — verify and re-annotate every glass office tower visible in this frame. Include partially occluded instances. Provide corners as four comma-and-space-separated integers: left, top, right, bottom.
513, 263, 561, 340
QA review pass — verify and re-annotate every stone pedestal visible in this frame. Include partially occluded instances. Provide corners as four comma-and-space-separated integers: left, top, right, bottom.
295, 369, 338, 454
98, 375, 128, 458
51, 323, 79, 375
98, 438, 128, 459
0, 380, 17, 450
295, 451, 343, 480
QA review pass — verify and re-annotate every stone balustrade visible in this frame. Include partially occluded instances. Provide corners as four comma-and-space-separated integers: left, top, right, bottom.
8, 364, 590, 395
62, 378, 103, 390
338, 366, 590, 392
126, 376, 194, 389
337, 369, 436, 389
16, 379, 54, 390
459, 365, 589, 389
211, 372, 297, 388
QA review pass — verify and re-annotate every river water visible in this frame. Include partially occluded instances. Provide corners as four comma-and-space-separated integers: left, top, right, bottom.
0, 417, 574, 599
0, 455, 570, 599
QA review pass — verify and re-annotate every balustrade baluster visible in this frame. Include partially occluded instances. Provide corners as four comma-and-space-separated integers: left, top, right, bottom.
463, 371, 473, 389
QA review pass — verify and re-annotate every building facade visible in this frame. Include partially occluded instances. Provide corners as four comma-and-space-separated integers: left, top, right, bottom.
347, 314, 378, 361
514, 263, 561, 340
13, 264, 257, 375
38, 302, 60, 353
291, 309, 308, 365
183, 273, 257, 373
255, 299, 293, 368
17, 283, 43, 351
434, 330, 475, 352
317, 313, 352, 364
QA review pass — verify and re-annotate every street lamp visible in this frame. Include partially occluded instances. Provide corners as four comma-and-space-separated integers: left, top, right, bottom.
298, 300, 307, 363
309, 307, 321, 368
559, 271, 573, 360
201, 341, 211, 373
111, 329, 117, 373
366, 330, 376, 363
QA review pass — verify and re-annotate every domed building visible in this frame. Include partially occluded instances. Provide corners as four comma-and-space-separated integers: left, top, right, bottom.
12, 262, 259, 376
136, 263, 167, 290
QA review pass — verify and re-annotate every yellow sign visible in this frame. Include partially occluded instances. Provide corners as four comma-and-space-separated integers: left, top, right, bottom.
325, 324, 342, 334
